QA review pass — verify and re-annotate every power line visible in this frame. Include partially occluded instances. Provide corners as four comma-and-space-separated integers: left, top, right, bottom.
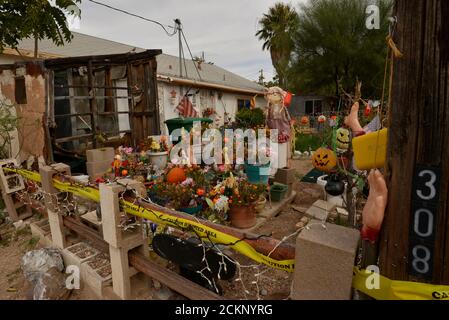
181, 28, 203, 81
87, 0, 177, 37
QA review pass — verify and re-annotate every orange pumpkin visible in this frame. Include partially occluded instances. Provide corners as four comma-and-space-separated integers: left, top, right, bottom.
312, 147, 337, 172
166, 167, 186, 184
300, 116, 310, 125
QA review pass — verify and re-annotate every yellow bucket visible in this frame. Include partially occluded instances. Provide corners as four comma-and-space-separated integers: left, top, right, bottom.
352, 128, 388, 170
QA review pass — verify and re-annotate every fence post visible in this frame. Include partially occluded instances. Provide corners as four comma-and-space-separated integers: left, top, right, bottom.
39, 163, 71, 249
100, 178, 148, 300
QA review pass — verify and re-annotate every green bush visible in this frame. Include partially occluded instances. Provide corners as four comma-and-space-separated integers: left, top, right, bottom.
295, 127, 334, 152
235, 108, 265, 129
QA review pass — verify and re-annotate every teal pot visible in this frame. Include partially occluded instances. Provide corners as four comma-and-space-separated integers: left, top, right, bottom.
245, 163, 271, 184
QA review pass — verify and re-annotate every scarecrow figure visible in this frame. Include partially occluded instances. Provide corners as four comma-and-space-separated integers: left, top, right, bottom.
265, 86, 292, 169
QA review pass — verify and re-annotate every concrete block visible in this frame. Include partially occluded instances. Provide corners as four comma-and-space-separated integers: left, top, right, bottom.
62, 242, 99, 270
30, 219, 52, 247
0, 159, 25, 194
86, 147, 115, 163
86, 161, 111, 179
274, 168, 296, 185
1, 191, 32, 222
292, 222, 360, 300
305, 206, 329, 221
81, 254, 112, 298
313, 200, 336, 212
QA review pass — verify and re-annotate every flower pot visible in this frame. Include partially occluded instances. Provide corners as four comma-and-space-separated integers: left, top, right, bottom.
254, 196, 267, 213
245, 163, 271, 184
270, 183, 288, 202
179, 204, 203, 215
147, 151, 168, 169
229, 204, 256, 229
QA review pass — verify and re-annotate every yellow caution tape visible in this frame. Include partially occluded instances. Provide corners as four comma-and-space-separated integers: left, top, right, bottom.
7, 167, 294, 272
353, 268, 449, 300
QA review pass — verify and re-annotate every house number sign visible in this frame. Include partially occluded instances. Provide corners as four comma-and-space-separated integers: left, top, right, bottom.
409, 165, 441, 280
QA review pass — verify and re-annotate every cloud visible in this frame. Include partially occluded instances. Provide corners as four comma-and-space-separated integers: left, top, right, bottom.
76, 0, 300, 82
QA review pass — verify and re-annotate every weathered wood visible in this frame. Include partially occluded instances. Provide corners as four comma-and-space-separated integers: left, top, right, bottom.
379, 0, 449, 284
63, 216, 223, 300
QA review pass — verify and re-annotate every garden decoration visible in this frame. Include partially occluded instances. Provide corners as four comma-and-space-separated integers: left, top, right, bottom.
300, 116, 310, 126
344, 101, 388, 170
166, 167, 187, 184
265, 86, 293, 169
336, 127, 350, 151
312, 147, 337, 173
324, 174, 346, 197
318, 115, 326, 123
152, 233, 237, 294
361, 169, 388, 243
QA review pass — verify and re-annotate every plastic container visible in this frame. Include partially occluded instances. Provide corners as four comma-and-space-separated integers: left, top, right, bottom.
245, 163, 271, 184
317, 175, 347, 207
164, 117, 213, 136
270, 183, 288, 202
352, 128, 388, 170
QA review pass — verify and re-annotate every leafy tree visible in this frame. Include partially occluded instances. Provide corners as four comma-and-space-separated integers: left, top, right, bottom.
256, 3, 299, 89
290, 0, 392, 97
0, 0, 81, 57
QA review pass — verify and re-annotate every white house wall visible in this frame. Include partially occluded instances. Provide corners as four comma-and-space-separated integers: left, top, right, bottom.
157, 81, 266, 135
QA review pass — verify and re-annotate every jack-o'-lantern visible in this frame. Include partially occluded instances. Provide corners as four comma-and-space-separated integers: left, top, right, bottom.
318, 115, 326, 123
336, 127, 350, 150
167, 167, 186, 184
300, 116, 310, 125
312, 147, 337, 172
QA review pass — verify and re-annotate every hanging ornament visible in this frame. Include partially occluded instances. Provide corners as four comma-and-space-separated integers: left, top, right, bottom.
325, 174, 345, 196
318, 115, 327, 123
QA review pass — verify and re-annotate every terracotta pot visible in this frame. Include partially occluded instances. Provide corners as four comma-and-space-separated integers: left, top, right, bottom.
229, 204, 256, 229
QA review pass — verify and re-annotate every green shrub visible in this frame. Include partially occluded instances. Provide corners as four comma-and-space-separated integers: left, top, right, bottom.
235, 108, 265, 129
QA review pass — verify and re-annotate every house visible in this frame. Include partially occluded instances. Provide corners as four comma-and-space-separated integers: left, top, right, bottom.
0, 32, 267, 134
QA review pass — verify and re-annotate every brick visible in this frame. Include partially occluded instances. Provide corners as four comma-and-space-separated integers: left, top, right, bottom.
292, 222, 360, 300
86, 147, 115, 163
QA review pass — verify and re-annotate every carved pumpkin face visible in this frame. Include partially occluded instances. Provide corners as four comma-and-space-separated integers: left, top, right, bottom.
312, 148, 337, 172
336, 127, 350, 150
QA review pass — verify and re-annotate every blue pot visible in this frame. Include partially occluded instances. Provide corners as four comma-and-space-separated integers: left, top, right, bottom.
245, 163, 271, 184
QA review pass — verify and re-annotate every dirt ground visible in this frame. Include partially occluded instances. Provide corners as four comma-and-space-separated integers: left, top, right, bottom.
0, 159, 320, 300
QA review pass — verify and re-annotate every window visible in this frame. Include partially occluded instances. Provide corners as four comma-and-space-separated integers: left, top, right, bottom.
304, 99, 323, 115
237, 98, 251, 111
305, 101, 314, 114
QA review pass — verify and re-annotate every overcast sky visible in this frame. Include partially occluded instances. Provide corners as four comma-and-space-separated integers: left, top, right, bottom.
72, 0, 303, 82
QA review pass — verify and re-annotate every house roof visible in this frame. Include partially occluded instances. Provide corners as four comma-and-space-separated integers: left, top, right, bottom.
13, 32, 265, 94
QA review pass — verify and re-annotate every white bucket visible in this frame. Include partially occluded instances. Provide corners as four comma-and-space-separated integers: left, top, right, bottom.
317, 175, 347, 207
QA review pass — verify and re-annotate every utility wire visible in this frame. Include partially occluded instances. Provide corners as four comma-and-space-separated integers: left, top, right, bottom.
88, 0, 177, 37
181, 29, 203, 81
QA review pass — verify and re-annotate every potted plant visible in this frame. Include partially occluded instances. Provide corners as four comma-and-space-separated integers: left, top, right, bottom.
142, 136, 169, 170
210, 174, 265, 229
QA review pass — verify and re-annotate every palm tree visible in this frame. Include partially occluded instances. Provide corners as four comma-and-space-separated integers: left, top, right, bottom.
256, 3, 299, 89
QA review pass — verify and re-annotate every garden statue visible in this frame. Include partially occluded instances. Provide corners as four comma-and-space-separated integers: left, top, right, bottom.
265, 86, 292, 169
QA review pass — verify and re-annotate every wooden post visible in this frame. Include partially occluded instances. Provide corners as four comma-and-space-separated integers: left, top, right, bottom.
379, 0, 449, 284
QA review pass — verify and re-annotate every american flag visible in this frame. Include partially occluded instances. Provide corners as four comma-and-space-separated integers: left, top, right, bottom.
176, 96, 198, 118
